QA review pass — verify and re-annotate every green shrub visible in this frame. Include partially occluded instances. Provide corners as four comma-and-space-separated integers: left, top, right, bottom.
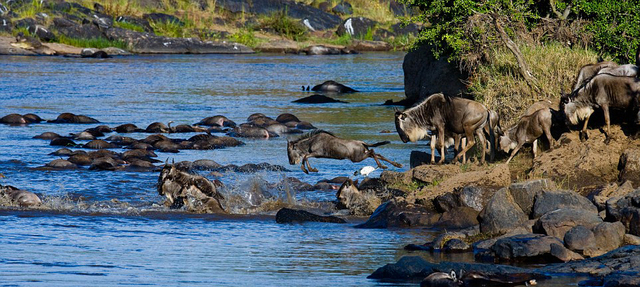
261, 10, 307, 41
150, 19, 186, 38
113, 21, 145, 33
230, 29, 258, 47
56, 35, 129, 50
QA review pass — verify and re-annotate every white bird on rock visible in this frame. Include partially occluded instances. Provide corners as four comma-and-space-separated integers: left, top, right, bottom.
354, 166, 377, 177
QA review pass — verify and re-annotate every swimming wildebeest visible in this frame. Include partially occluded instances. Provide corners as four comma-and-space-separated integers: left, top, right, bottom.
562, 73, 640, 141
287, 130, 402, 174
395, 93, 493, 164
499, 107, 556, 164
311, 80, 358, 93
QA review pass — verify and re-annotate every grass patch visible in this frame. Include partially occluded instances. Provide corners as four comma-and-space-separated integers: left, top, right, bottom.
150, 19, 188, 38
230, 28, 259, 48
388, 180, 428, 193
260, 10, 307, 41
470, 42, 598, 127
15, 0, 45, 18
57, 35, 128, 49
113, 21, 145, 33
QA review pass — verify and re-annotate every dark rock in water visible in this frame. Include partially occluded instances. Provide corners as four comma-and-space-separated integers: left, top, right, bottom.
602, 273, 640, 287
532, 190, 597, 219
157, 164, 226, 213
275, 208, 345, 224
45, 159, 78, 169
80, 48, 110, 58
0, 114, 27, 125
34, 132, 61, 140
293, 94, 347, 104
50, 138, 77, 147
564, 225, 596, 253
533, 208, 602, 239
442, 239, 471, 252
510, 178, 556, 217
618, 149, 640, 183
83, 140, 115, 149
478, 188, 528, 234
28, 25, 56, 42
537, 245, 640, 278
311, 80, 358, 93
336, 17, 376, 39
52, 17, 103, 39
143, 13, 184, 25
356, 200, 440, 229
403, 45, 468, 104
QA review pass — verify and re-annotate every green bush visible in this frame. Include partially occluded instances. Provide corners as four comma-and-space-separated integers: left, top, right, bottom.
261, 10, 307, 41
113, 21, 145, 33
230, 29, 259, 47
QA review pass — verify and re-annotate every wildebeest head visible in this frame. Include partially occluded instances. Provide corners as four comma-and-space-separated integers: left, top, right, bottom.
563, 97, 593, 126
498, 134, 515, 153
287, 141, 303, 165
394, 111, 427, 143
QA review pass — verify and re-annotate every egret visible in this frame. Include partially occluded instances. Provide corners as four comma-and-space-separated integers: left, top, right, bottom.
354, 166, 377, 177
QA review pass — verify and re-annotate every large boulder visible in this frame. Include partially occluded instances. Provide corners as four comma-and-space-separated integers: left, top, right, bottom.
489, 233, 573, 263
434, 206, 479, 229
585, 222, 626, 257
28, 25, 56, 42
336, 17, 376, 38
52, 17, 103, 39
157, 164, 226, 213
564, 225, 596, 253
0, 17, 11, 33
589, 181, 635, 211
536, 245, 640, 278
605, 189, 640, 235
115, 16, 154, 33
331, 1, 353, 15
478, 188, 528, 234
509, 178, 556, 217
532, 190, 598, 219
618, 149, 640, 183
355, 200, 440, 229
275, 208, 346, 224
533, 208, 603, 239
403, 45, 468, 104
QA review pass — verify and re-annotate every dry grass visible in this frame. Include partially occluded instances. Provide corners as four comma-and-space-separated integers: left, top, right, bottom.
299, 0, 396, 24
470, 42, 598, 127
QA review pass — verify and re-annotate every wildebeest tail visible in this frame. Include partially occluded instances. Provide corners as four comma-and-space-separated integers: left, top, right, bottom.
365, 141, 390, 147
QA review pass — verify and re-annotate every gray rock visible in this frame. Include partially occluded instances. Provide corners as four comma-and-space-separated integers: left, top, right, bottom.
564, 225, 596, 252
331, 1, 353, 15
336, 17, 376, 38
532, 190, 598, 219
28, 25, 55, 42
434, 206, 479, 229
618, 149, 640, 182
490, 233, 563, 262
460, 186, 497, 212
52, 17, 103, 39
478, 188, 528, 234
0, 17, 11, 33
443, 238, 471, 252
355, 200, 440, 229
509, 178, 556, 217
550, 243, 584, 262
537, 245, 640, 277
606, 189, 640, 235
533, 208, 603, 239
115, 15, 153, 33
585, 222, 625, 257
603, 273, 640, 287
403, 45, 468, 104
391, 22, 421, 36
624, 233, 640, 245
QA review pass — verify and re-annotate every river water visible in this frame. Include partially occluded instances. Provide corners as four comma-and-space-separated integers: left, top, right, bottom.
0, 53, 583, 286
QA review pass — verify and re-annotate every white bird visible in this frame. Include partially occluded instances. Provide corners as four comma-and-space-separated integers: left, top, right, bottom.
354, 166, 377, 177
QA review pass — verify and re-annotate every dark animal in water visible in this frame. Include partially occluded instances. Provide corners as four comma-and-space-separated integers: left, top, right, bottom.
499, 107, 556, 164
48, 113, 100, 124
293, 94, 348, 104
287, 130, 402, 174
311, 80, 358, 93
562, 73, 640, 141
146, 122, 169, 133
195, 115, 236, 127
395, 93, 493, 164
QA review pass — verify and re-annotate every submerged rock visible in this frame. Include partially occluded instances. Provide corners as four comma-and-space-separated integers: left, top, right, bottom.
355, 200, 440, 229
275, 208, 346, 224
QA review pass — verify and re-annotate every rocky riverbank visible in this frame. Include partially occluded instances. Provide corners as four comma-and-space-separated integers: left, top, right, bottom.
0, 0, 419, 56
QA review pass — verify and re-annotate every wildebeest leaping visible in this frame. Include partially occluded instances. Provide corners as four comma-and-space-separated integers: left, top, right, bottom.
287, 130, 402, 174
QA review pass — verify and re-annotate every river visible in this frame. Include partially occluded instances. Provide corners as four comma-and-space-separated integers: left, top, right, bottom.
0, 53, 584, 286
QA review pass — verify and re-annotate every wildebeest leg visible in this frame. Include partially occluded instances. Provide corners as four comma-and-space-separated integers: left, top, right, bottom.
300, 157, 309, 174
544, 123, 556, 150
437, 129, 445, 164
453, 129, 476, 164
366, 149, 388, 169
476, 129, 487, 164
370, 151, 402, 168
580, 112, 592, 142
459, 137, 467, 163
602, 104, 611, 144
304, 155, 318, 172
532, 139, 538, 160
430, 134, 437, 164
506, 143, 523, 164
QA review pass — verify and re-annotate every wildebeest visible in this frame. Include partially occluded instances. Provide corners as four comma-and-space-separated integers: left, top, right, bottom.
572, 61, 618, 92
563, 73, 640, 141
287, 130, 401, 174
395, 93, 493, 164
499, 107, 555, 164
311, 80, 358, 93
